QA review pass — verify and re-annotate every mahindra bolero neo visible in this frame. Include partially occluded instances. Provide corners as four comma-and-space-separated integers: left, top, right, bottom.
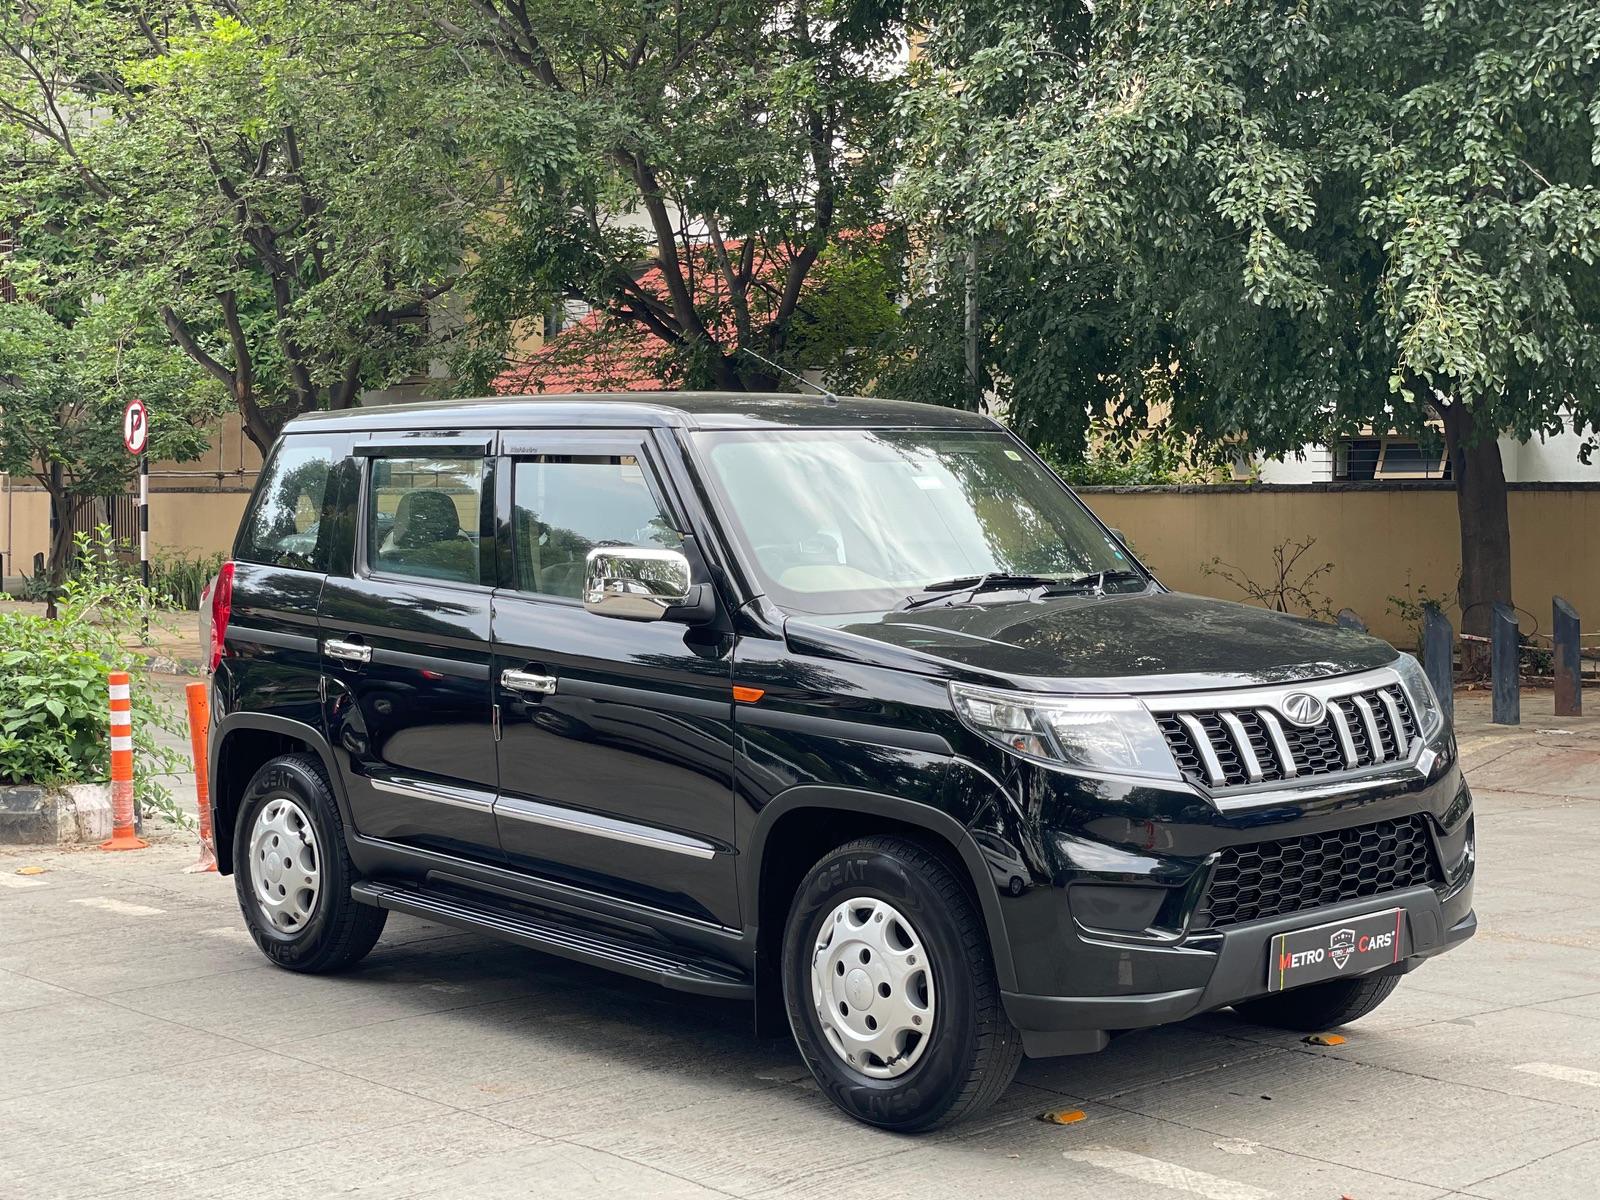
205, 393, 1475, 1130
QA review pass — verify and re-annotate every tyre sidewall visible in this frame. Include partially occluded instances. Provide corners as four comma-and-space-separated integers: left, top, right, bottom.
233, 756, 344, 968
782, 843, 981, 1131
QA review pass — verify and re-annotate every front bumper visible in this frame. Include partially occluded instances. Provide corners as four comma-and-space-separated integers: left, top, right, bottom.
960, 731, 1476, 1058
1004, 885, 1476, 1056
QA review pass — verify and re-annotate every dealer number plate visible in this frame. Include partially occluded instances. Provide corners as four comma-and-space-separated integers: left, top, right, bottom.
1268, 908, 1405, 993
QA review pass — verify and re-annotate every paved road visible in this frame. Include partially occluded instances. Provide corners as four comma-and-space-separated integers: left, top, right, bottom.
4, 699, 1600, 1199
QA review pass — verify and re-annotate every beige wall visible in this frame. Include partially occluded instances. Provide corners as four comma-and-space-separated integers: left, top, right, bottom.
1, 486, 251, 580
1080, 485, 1600, 646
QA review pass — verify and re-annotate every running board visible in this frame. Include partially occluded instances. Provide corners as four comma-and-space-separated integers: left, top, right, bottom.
350, 880, 752, 999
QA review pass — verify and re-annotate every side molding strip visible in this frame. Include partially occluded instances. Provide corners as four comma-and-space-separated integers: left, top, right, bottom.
496, 796, 718, 860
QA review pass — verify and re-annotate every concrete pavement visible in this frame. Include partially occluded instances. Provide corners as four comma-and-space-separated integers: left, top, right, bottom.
3, 691, 1599, 1199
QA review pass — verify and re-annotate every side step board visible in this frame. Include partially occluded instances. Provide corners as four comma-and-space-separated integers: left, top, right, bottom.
351, 880, 752, 999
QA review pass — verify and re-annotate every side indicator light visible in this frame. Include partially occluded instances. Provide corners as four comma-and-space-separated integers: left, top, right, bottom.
732, 686, 765, 704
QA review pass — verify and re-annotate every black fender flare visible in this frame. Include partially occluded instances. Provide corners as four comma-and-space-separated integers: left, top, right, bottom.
743, 784, 1019, 993
210, 712, 354, 866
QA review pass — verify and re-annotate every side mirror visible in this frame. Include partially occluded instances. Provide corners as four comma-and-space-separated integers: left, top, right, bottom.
584, 546, 709, 623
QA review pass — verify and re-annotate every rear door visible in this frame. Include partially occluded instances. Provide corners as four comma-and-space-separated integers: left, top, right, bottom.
320, 436, 501, 860
490, 429, 740, 926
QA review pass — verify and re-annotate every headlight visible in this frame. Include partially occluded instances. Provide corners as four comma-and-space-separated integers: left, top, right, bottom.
949, 683, 1180, 780
1393, 653, 1446, 740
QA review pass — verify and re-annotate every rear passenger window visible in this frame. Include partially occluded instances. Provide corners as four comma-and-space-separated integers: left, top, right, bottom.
366, 457, 484, 585
512, 455, 680, 599
237, 440, 333, 571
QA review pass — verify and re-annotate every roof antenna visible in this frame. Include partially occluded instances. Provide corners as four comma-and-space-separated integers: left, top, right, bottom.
739, 348, 839, 405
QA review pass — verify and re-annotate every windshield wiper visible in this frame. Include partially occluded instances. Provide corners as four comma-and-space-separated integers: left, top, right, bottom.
895, 573, 1064, 611
1056, 569, 1150, 595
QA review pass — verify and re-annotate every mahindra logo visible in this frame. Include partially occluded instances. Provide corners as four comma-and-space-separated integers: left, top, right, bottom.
1280, 692, 1326, 727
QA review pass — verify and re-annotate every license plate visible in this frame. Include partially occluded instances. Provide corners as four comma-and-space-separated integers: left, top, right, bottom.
1268, 908, 1405, 993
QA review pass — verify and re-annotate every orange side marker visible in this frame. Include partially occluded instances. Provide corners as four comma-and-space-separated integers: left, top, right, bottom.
100, 671, 148, 851
183, 681, 217, 873
732, 686, 765, 704
1304, 1033, 1347, 1047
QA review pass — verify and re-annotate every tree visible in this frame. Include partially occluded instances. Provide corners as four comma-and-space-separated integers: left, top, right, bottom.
0, 295, 219, 597
423, 0, 905, 392
0, 1, 501, 453
899, 1, 1600, 639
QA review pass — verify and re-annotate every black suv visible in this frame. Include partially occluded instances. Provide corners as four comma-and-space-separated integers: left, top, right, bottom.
207, 393, 1475, 1131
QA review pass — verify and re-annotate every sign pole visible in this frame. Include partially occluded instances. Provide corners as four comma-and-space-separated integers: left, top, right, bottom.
139, 449, 149, 642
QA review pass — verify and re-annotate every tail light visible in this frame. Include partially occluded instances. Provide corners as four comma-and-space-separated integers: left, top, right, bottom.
208, 561, 235, 673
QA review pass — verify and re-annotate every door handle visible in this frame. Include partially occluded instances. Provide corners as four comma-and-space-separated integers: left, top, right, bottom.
325, 638, 372, 664
501, 668, 558, 696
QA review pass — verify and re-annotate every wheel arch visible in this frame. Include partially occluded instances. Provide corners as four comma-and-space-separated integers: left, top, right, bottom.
210, 713, 351, 875
744, 786, 1019, 1005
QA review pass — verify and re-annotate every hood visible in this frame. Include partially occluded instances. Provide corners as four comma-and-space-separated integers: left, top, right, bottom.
788, 591, 1398, 695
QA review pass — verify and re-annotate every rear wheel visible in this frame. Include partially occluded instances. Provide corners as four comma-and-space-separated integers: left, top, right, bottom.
782, 835, 1022, 1131
233, 754, 386, 973
1232, 973, 1401, 1031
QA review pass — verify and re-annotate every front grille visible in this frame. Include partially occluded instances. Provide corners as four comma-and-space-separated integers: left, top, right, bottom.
1192, 814, 1442, 929
1156, 681, 1419, 789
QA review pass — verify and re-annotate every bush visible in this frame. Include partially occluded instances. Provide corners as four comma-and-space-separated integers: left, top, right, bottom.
0, 530, 191, 825
151, 548, 225, 610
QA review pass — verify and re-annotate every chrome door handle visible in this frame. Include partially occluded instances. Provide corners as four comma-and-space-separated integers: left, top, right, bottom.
325, 638, 372, 664
501, 668, 557, 696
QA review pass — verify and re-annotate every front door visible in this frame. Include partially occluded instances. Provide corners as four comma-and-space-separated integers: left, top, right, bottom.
490, 430, 739, 926
321, 439, 501, 860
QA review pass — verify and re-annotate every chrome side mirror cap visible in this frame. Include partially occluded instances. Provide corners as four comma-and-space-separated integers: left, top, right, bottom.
584, 546, 707, 622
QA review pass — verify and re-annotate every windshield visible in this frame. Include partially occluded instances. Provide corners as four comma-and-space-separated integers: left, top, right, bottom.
692, 427, 1147, 616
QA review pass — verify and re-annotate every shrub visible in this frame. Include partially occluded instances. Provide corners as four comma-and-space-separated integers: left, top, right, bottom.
151, 548, 225, 610
0, 530, 191, 826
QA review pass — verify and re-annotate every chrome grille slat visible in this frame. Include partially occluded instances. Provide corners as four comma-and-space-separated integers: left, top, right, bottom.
1151, 670, 1423, 793
1327, 701, 1359, 767
1351, 694, 1386, 762
1177, 713, 1227, 786
1377, 689, 1408, 757
1257, 710, 1298, 778
1219, 712, 1264, 782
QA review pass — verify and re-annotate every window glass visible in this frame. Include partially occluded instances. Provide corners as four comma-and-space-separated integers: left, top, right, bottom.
367, 457, 483, 584
694, 428, 1141, 616
512, 454, 680, 598
236, 439, 333, 571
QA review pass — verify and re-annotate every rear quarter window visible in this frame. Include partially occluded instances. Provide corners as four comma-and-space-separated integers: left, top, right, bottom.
236, 438, 336, 571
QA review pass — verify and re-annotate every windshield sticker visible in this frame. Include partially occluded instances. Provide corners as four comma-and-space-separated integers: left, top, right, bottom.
1004, 449, 1022, 461
912, 476, 944, 490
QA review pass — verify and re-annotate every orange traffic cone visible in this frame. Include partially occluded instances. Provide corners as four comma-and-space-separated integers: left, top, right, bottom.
100, 671, 149, 851
183, 681, 217, 873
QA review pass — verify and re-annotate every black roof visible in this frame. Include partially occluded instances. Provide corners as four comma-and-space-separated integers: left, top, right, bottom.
286, 392, 997, 434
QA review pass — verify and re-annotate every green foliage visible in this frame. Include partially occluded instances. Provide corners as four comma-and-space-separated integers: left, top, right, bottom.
898, 2, 1600, 626
0, 2, 497, 451
150, 549, 226, 611
1050, 418, 1232, 486
1387, 575, 1454, 655
0, 531, 191, 827
433, 0, 906, 391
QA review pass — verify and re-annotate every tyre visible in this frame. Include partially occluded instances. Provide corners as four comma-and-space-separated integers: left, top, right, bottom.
781, 835, 1023, 1132
232, 753, 386, 973
1231, 973, 1401, 1031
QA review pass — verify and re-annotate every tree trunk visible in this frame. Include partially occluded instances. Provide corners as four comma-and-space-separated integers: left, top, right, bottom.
43, 468, 73, 620
1439, 402, 1512, 666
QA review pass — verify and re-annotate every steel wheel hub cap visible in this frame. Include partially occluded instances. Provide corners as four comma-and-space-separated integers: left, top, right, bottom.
249, 796, 321, 934
810, 897, 935, 1079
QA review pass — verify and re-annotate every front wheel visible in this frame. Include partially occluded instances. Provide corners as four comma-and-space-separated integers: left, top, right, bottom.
781, 835, 1023, 1131
233, 753, 386, 973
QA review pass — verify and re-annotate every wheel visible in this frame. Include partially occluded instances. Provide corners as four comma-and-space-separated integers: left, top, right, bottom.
781, 835, 1023, 1132
233, 753, 386, 973
1231, 973, 1401, 1031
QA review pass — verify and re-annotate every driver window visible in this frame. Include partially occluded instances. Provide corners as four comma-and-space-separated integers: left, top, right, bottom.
512, 454, 681, 599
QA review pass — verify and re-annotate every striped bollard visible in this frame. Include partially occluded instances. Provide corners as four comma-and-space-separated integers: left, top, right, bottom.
99, 671, 149, 851
183, 681, 217, 872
